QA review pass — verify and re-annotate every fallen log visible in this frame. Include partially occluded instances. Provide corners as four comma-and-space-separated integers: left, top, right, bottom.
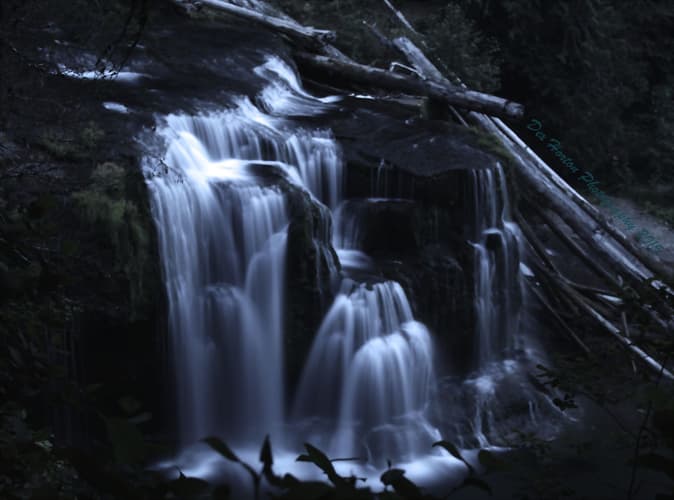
173, 1, 522, 117
387, 36, 665, 286
293, 52, 524, 119
517, 210, 674, 380
392, 37, 447, 85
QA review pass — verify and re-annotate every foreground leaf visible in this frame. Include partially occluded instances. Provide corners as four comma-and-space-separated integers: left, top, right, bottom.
202, 436, 241, 462
432, 440, 474, 474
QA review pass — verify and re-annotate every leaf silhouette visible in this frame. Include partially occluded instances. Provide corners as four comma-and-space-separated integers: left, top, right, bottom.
299, 443, 345, 486
380, 468, 424, 499
202, 437, 260, 499
260, 435, 273, 469
432, 440, 474, 474
202, 436, 240, 462
260, 435, 283, 487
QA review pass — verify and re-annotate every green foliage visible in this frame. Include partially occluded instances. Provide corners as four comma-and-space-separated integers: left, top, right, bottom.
39, 122, 106, 160
80, 121, 106, 149
416, 3, 501, 92
72, 162, 150, 317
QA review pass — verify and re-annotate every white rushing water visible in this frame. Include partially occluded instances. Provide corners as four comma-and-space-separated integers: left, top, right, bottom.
144, 57, 344, 446
293, 279, 440, 464
471, 165, 523, 368
145, 54, 557, 494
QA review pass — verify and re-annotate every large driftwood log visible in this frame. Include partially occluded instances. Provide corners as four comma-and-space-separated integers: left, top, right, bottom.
294, 52, 524, 119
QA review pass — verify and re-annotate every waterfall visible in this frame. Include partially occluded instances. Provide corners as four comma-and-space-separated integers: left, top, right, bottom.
445, 163, 557, 448
293, 279, 440, 463
145, 53, 557, 491
146, 113, 291, 445
471, 164, 523, 368
145, 56, 344, 446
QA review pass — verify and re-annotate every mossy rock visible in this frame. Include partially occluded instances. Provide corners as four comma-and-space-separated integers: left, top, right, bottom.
71, 161, 155, 320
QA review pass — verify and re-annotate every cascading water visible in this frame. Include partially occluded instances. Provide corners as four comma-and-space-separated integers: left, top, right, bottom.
435, 164, 558, 449
145, 52, 560, 493
471, 164, 523, 368
147, 110, 293, 446
293, 279, 440, 464
145, 55, 352, 448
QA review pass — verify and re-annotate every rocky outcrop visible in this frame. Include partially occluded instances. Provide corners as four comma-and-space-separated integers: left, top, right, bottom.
283, 182, 340, 388
316, 101, 505, 375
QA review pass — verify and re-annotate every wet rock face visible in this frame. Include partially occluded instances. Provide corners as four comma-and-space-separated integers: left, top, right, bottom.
284, 183, 340, 389
311, 100, 502, 376
330, 195, 478, 375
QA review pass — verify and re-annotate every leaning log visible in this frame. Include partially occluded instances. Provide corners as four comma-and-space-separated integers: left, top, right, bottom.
389, 37, 468, 125
472, 112, 674, 309
293, 52, 524, 119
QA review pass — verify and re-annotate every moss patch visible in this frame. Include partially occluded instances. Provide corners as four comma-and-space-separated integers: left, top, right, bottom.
72, 162, 151, 319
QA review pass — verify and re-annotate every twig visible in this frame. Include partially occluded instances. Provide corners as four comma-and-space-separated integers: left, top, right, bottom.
622, 312, 638, 374
388, 61, 422, 78
526, 279, 591, 354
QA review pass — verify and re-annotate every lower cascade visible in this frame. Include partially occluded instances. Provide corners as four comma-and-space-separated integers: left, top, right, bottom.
144, 55, 557, 491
